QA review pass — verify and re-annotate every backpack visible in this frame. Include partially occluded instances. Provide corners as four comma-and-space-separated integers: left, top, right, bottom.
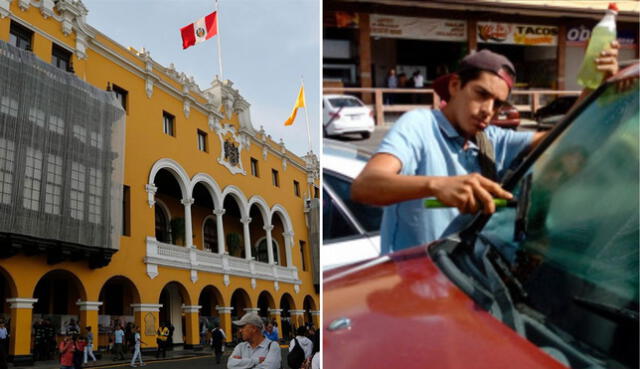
287, 338, 305, 369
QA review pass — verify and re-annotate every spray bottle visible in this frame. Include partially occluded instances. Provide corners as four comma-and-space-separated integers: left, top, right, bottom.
577, 3, 618, 89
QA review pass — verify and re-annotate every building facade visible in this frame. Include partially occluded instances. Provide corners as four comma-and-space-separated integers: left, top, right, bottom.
324, 0, 639, 94
0, 0, 319, 365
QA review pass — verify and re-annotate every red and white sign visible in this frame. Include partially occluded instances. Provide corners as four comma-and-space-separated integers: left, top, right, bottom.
370, 15, 466, 42
478, 22, 558, 46
180, 11, 218, 50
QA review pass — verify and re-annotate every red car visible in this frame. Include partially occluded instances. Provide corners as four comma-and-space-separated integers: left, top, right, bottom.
324, 65, 639, 369
490, 103, 520, 129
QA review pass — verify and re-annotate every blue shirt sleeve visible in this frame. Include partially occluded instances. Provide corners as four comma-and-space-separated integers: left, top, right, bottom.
376, 110, 429, 175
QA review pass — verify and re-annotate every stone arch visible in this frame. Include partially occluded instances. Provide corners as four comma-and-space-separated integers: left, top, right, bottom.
189, 173, 223, 211
198, 285, 225, 327
247, 195, 270, 225
97, 276, 142, 316
270, 205, 293, 266
32, 269, 87, 316
148, 158, 190, 200
257, 291, 276, 319
221, 186, 249, 218
303, 295, 317, 326
279, 292, 296, 339
158, 281, 192, 345
269, 204, 294, 234
0, 266, 17, 318
230, 288, 252, 318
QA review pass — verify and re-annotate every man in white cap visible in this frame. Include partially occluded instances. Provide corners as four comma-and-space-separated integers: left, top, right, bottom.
227, 313, 281, 369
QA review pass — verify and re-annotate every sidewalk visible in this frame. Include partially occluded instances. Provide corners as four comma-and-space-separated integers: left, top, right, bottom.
9, 346, 214, 368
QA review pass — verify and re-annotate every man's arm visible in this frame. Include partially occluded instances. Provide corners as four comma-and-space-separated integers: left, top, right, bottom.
351, 153, 512, 214
529, 41, 620, 151
256, 341, 281, 369
227, 344, 257, 369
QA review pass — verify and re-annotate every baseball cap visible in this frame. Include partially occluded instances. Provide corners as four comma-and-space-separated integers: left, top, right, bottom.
433, 49, 516, 102
232, 313, 264, 330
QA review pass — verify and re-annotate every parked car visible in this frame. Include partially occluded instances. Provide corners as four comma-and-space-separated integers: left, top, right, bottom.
323, 139, 382, 270
324, 64, 639, 369
323, 94, 375, 139
534, 95, 579, 129
490, 102, 520, 129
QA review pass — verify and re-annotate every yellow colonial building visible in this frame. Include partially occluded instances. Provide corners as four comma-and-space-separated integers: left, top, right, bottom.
0, 0, 320, 365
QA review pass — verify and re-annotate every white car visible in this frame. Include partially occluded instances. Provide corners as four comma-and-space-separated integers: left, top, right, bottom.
323, 94, 375, 139
323, 139, 382, 270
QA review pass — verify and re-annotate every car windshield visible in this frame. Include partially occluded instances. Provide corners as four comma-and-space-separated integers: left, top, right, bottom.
328, 97, 363, 108
480, 80, 639, 368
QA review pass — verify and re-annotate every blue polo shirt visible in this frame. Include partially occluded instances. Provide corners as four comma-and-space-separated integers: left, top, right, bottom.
376, 109, 533, 254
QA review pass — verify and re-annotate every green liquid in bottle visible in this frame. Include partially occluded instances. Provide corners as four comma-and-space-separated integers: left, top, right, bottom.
577, 11, 616, 90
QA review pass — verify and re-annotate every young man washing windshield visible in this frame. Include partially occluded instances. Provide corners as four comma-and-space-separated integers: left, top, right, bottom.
351, 45, 619, 255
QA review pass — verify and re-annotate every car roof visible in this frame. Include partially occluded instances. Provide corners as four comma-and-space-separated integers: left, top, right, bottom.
324, 94, 362, 100
323, 139, 372, 179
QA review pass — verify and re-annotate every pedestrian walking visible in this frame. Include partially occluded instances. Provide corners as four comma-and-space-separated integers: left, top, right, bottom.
155, 322, 169, 358
0, 321, 8, 369
83, 326, 97, 364
288, 326, 313, 369
130, 325, 146, 367
262, 323, 278, 341
113, 325, 125, 360
73, 336, 86, 369
211, 323, 226, 364
227, 313, 280, 369
59, 334, 75, 369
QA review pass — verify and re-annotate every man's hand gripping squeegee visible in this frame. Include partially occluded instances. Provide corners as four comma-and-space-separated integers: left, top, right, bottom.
424, 198, 517, 209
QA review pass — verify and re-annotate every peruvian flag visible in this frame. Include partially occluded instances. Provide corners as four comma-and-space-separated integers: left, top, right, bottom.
180, 11, 218, 50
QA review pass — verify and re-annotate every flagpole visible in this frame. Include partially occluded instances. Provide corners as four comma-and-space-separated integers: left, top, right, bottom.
215, 0, 224, 80
300, 76, 314, 201
300, 76, 313, 155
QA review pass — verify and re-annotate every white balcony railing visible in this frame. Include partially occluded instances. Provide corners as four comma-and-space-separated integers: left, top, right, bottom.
144, 237, 300, 285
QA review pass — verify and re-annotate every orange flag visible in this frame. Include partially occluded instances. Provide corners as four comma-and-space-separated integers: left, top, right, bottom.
284, 86, 305, 126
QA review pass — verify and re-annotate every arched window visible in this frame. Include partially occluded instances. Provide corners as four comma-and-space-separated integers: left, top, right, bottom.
203, 217, 217, 251
155, 204, 171, 243
256, 239, 279, 264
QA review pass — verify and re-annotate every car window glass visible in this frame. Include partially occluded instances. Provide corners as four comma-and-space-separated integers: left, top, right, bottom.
482, 81, 639, 368
324, 171, 382, 233
328, 97, 363, 108
322, 186, 359, 241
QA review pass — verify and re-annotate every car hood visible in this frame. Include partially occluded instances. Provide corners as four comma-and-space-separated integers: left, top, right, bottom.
323, 244, 566, 369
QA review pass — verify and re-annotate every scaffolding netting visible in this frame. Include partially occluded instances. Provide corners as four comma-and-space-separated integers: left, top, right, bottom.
0, 40, 125, 251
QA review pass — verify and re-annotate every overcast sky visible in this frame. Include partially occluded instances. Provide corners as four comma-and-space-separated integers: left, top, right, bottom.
82, 0, 320, 156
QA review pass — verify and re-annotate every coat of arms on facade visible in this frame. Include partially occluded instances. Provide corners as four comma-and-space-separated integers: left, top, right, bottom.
224, 138, 240, 167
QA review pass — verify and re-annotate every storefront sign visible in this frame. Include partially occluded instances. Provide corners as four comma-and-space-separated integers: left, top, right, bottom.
478, 22, 558, 46
370, 15, 466, 42
567, 26, 638, 48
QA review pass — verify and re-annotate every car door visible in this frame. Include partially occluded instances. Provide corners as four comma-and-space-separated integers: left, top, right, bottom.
322, 169, 382, 270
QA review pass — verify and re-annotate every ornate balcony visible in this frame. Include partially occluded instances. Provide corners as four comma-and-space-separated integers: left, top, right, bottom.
144, 237, 300, 286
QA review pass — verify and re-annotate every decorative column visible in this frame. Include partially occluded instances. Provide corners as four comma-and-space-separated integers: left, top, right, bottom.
181, 198, 195, 248
268, 308, 282, 340
264, 225, 274, 264
6, 298, 37, 366
310, 310, 320, 329
182, 305, 202, 350
283, 231, 294, 267
76, 301, 102, 337
289, 309, 305, 329
243, 307, 260, 315
214, 209, 226, 254
216, 306, 233, 343
131, 304, 163, 351
240, 216, 252, 260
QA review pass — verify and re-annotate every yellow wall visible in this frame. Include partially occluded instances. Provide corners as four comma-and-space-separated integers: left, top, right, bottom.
0, 1, 318, 357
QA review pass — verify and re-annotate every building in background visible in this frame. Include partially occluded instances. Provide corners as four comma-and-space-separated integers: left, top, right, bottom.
324, 0, 639, 94
0, 0, 319, 365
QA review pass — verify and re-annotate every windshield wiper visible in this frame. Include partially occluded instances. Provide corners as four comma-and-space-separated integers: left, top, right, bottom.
513, 173, 532, 242
572, 296, 639, 324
